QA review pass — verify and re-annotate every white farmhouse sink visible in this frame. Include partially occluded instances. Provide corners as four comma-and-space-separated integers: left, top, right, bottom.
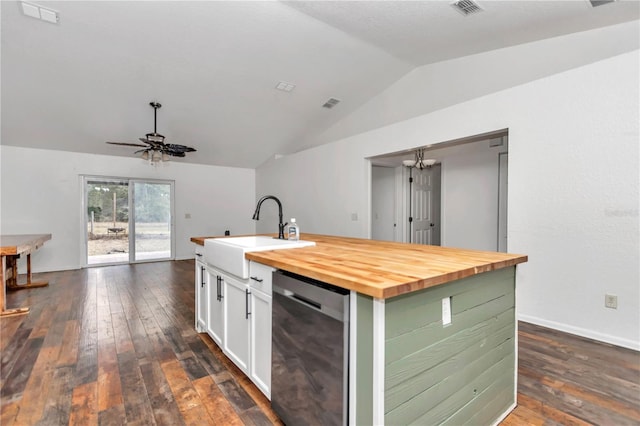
204, 236, 315, 278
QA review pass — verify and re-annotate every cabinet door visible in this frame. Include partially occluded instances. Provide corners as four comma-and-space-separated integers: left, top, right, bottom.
223, 276, 250, 374
207, 269, 224, 347
195, 261, 208, 333
250, 288, 272, 399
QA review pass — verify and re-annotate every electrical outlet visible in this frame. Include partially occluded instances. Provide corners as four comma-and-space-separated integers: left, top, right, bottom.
605, 294, 617, 309
442, 297, 452, 325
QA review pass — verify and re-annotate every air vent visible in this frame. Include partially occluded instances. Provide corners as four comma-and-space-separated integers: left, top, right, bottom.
322, 98, 341, 109
589, 0, 616, 7
275, 81, 296, 92
451, 0, 483, 16
21, 1, 59, 23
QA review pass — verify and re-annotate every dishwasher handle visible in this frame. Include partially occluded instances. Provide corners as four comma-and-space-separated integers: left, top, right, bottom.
292, 293, 321, 310
274, 284, 347, 323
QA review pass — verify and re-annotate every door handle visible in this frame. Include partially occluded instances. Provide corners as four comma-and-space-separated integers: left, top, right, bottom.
217, 276, 223, 301
200, 266, 205, 287
245, 288, 251, 319
250, 276, 263, 283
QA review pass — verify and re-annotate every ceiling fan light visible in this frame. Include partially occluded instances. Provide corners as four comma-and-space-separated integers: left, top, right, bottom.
162, 153, 170, 162
141, 151, 149, 160
151, 150, 162, 162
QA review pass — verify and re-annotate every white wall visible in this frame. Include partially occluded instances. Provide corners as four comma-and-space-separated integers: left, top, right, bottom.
255, 39, 639, 348
371, 166, 395, 241
0, 146, 255, 271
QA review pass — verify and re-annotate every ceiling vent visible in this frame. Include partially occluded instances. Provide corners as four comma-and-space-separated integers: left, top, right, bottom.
451, 0, 484, 16
21, 1, 59, 24
589, 0, 616, 7
275, 81, 295, 92
322, 98, 341, 109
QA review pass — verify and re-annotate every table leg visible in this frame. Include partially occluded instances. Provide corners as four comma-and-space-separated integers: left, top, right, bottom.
0, 255, 30, 317
6, 253, 49, 290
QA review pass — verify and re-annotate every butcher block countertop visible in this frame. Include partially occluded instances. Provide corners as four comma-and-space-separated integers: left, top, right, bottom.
190, 234, 527, 299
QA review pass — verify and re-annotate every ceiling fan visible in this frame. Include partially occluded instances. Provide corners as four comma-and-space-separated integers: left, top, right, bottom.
107, 101, 196, 161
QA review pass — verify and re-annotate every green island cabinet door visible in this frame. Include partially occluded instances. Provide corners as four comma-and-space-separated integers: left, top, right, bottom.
353, 267, 516, 425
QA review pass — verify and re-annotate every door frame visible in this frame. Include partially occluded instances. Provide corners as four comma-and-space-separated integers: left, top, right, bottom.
80, 175, 175, 267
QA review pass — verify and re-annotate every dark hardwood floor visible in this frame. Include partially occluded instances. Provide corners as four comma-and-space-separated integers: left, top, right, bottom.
1, 260, 638, 425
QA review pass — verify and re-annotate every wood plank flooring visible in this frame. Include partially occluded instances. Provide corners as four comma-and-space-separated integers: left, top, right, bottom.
1, 260, 638, 425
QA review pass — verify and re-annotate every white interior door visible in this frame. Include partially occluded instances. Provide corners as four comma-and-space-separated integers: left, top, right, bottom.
411, 168, 434, 245
371, 166, 397, 241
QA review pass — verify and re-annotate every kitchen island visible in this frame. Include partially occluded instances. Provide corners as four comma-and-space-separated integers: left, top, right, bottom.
191, 234, 527, 425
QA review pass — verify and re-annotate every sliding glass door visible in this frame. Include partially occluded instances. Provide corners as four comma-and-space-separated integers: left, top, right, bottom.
84, 176, 174, 266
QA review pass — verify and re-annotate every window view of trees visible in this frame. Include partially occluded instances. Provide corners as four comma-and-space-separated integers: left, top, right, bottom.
87, 182, 129, 224
134, 183, 170, 223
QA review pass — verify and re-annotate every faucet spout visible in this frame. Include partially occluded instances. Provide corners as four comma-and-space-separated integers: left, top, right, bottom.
252, 195, 287, 239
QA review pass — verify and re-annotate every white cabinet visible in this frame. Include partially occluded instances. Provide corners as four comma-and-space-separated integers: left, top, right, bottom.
249, 261, 273, 398
250, 287, 272, 397
195, 249, 208, 333
194, 249, 274, 399
223, 274, 250, 374
207, 270, 224, 346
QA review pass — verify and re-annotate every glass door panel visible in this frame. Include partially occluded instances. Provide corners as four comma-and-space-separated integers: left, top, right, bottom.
86, 178, 130, 265
133, 181, 173, 262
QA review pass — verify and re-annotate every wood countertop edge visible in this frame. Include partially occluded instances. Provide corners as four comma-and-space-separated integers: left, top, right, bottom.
245, 252, 525, 299
191, 234, 528, 299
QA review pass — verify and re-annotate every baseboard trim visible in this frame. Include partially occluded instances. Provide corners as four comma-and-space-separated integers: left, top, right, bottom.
518, 314, 640, 351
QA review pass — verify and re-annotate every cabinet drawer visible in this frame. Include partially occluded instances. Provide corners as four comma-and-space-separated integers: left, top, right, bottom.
195, 245, 204, 261
248, 261, 274, 294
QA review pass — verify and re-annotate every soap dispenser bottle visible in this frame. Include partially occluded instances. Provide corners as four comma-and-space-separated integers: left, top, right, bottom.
288, 218, 300, 241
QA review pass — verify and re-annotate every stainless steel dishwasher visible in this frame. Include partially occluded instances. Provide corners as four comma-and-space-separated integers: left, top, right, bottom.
271, 270, 350, 426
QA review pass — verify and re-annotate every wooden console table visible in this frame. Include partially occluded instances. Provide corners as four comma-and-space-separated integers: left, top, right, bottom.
0, 234, 51, 317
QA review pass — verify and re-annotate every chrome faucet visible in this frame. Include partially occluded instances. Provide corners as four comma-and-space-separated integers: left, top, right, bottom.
252, 195, 287, 239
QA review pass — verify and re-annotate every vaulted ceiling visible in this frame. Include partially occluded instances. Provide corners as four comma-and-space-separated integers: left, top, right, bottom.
2, 1, 638, 168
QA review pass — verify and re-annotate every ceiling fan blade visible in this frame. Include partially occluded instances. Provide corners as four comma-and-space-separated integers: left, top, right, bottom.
166, 144, 196, 152
139, 138, 153, 145
107, 141, 148, 147
165, 150, 186, 157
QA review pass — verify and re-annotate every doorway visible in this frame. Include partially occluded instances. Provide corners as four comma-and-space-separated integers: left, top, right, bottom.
407, 165, 441, 245
83, 176, 174, 266
369, 129, 508, 250
370, 164, 442, 244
